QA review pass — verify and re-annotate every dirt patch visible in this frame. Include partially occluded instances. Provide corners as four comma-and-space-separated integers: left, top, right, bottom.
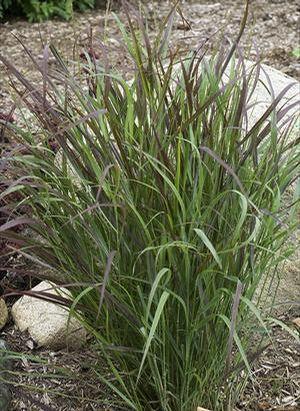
238, 315, 300, 411
2, 323, 119, 411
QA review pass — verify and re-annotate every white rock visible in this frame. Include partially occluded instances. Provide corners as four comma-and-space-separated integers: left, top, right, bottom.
11, 281, 86, 350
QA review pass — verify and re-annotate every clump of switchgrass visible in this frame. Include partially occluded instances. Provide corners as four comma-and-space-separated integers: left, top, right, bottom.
0, 1, 299, 410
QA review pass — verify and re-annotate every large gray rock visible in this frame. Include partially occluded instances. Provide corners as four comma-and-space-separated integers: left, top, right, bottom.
224, 61, 299, 129
176, 58, 299, 128
11, 281, 86, 350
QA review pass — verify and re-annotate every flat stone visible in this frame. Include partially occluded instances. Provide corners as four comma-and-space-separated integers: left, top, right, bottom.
11, 281, 86, 350
0, 299, 8, 330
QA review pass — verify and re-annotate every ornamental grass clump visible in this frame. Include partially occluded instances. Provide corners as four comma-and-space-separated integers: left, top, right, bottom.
0, 2, 299, 410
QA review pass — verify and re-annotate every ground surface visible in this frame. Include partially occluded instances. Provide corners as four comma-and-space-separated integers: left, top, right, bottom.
0, 1, 299, 410
0, 0, 299, 113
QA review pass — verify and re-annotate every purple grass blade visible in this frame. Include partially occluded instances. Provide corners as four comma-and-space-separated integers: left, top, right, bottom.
199, 146, 246, 195
97, 250, 116, 320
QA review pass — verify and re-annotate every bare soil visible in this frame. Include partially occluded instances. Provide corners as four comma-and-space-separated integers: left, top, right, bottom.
0, 1, 299, 410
